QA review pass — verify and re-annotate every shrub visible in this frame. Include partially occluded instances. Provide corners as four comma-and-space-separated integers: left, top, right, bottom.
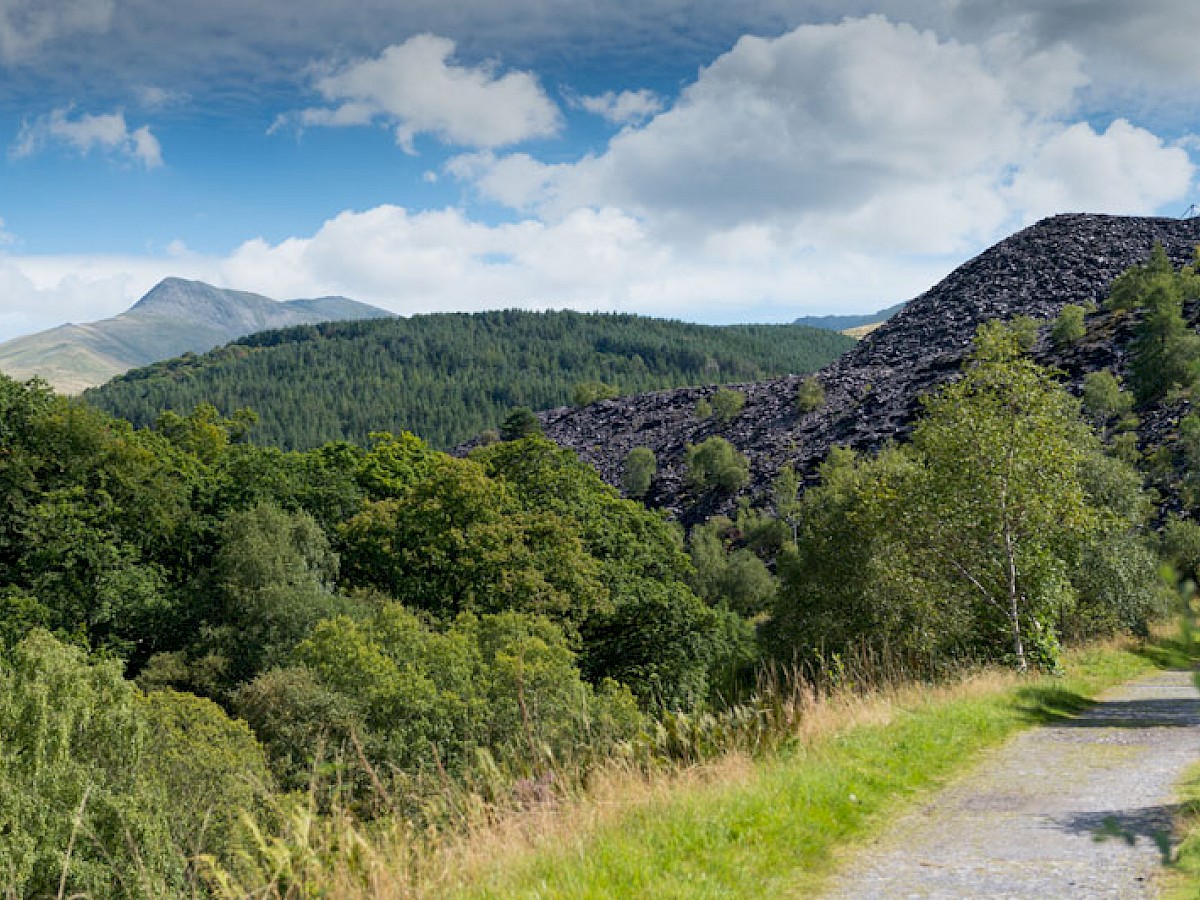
622, 446, 657, 498
1081, 370, 1133, 424
710, 388, 746, 423
1051, 304, 1087, 347
572, 380, 620, 407
500, 408, 542, 441
685, 436, 750, 493
796, 376, 825, 413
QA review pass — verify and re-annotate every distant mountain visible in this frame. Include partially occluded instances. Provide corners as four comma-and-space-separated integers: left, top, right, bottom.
793, 302, 906, 334
84, 311, 855, 450
0, 278, 392, 393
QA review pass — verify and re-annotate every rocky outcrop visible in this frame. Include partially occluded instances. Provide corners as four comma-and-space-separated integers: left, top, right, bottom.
532, 214, 1200, 522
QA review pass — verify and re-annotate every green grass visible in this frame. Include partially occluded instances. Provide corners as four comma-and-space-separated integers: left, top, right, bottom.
452, 642, 1179, 899
1158, 612, 1200, 899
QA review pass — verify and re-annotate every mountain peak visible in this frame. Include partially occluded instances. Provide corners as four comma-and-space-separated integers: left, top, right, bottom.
0, 278, 391, 393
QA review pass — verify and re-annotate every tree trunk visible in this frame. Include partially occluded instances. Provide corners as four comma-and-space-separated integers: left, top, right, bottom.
1004, 525, 1026, 671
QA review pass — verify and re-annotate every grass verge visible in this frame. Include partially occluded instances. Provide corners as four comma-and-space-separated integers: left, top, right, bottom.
441, 638, 1182, 898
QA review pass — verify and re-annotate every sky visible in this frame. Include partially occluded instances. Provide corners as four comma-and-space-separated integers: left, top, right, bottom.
0, 1, 1198, 342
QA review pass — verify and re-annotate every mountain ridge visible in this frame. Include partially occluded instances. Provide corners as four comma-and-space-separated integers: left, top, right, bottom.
793, 302, 905, 333
0, 278, 392, 393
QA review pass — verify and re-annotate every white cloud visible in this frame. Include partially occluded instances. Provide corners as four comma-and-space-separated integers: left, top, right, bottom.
210, 203, 940, 325
948, 0, 1200, 85
1008, 119, 1195, 222
0, 0, 113, 63
135, 85, 186, 109
12, 108, 163, 168
0, 195, 949, 345
571, 88, 663, 125
453, 16, 1192, 255
296, 34, 561, 152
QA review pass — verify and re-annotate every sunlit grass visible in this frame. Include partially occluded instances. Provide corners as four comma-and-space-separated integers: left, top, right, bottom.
204, 633, 1189, 899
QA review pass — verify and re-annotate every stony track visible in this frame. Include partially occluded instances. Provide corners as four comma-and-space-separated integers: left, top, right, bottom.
822, 670, 1200, 899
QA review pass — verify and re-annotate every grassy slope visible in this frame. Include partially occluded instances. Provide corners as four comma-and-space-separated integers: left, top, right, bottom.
447, 640, 1191, 899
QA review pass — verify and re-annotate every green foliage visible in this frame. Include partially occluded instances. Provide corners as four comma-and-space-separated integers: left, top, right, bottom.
292, 605, 643, 783
621, 446, 657, 498
689, 517, 777, 618
354, 431, 437, 500
499, 407, 542, 441
1162, 516, 1200, 585
340, 454, 605, 626
1105, 242, 1175, 312
470, 436, 733, 706
155, 403, 257, 463
572, 380, 620, 406
87, 311, 852, 451
1116, 250, 1200, 404
772, 322, 1158, 671
1051, 303, 1088, 347
796, 376, 825, 413
694, 397, 712, 419
1081, 370, 1134, 426
206, 502, 351, 682
0, 631, 271, 897
139, 689, 275, 864
710, 388, 746, 423
685, 436, 750, 494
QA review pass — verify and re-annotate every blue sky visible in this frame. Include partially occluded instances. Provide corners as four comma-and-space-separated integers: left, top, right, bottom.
1, 1, 1198, 341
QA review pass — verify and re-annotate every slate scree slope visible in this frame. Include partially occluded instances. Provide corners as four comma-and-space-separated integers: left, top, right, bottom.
525, 214, 1200, 521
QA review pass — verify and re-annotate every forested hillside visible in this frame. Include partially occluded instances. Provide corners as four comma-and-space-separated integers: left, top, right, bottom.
84, 310, 853, 450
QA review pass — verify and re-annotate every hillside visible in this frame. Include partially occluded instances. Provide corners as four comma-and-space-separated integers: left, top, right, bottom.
0, 278, 391, 393
84, 311, 854, 450
793, 301, 906, 333
529, 213, 1200, 521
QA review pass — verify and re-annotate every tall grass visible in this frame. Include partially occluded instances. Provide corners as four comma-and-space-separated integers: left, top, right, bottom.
199, 634, 1182, 899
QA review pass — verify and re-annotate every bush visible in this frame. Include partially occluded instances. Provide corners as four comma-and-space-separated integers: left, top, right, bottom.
1081, 370, 1133, 424
500, 408, 542, 441
685, 436, 750, 493
796, 376, 825, 413
0, 631, 273, 897
572, 380, 620, 406
1051, 304, 1087, 347
621, 446, 657, 498
292, 606, 644, 782
710, 388, 746, 423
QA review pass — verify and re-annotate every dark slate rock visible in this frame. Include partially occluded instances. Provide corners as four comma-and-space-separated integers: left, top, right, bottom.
467, 213, 1200, 523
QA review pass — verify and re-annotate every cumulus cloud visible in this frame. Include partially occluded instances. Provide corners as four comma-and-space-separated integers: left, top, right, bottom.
0, 0, 113, 63
452, 16, 1192, 255
206, 203, 942, 327
295, 34, 560, 151
1, 201, 939, 342
1008, 119, 1195, 222
570, 88, 664, 125
12, 108, 163, 168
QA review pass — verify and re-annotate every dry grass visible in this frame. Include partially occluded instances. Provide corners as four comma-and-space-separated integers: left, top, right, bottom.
203, 634, 1160, 899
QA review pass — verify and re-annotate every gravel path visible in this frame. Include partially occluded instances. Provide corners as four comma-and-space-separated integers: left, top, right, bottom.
822, 670, 1200, 899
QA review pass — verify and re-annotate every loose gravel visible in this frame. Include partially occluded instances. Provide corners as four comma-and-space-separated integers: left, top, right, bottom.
822, 670, 1200, 899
